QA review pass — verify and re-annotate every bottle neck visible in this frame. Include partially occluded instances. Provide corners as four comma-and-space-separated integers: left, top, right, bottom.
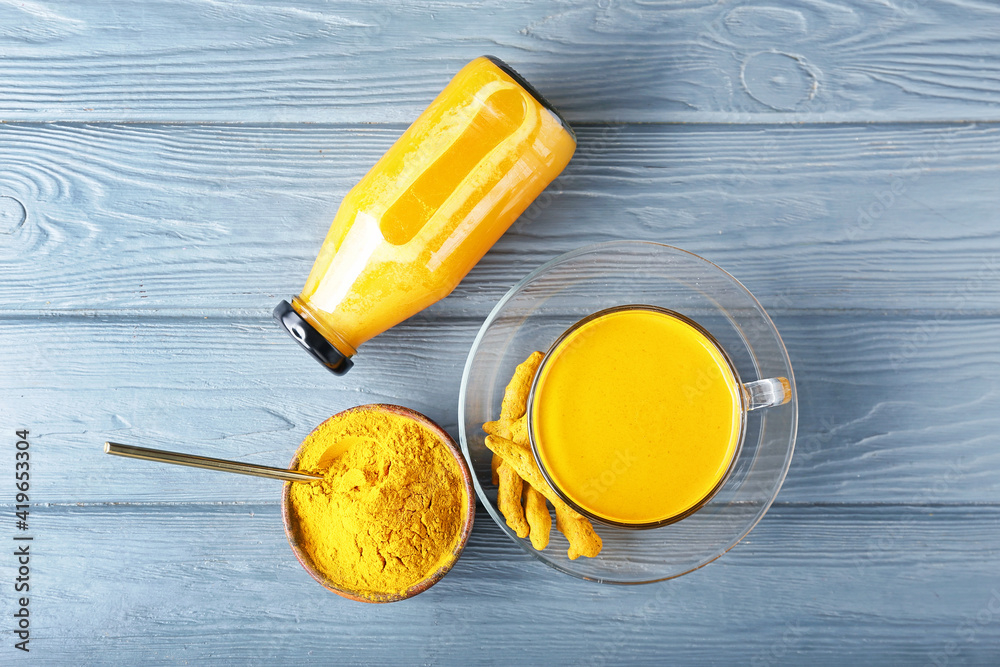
291, 297, 358, 358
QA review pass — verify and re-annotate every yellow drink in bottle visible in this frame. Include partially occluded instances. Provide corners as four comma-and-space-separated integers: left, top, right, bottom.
275, 56, 576, 373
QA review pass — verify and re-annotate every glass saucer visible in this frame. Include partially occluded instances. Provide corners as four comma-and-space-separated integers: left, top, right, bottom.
458, 241, 797, 583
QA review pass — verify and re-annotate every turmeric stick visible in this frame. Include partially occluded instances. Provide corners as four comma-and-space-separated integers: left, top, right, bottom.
509, 414, 529, 446
497, 461, 529, 538
485, 436, 562, 511
490, 351, 544, 483
484, 351, 602, 559
484, 419, 507, 485
524, 486, 551, 551
490, 449, 504, 486
554, 502, 602, 560
485, 434, 602, 559
501, 351, 544, 422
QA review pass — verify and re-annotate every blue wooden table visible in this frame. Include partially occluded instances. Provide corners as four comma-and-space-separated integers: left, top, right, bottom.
3, 1, 999, 664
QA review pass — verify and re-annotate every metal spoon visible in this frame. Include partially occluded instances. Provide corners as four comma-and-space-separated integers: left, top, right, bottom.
104, 441, 323, 483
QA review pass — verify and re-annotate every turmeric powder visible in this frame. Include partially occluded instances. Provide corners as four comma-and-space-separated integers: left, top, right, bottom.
287, 406, 469, 601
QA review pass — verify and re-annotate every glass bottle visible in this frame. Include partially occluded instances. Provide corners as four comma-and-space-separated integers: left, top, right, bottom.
274, 56, 576, 374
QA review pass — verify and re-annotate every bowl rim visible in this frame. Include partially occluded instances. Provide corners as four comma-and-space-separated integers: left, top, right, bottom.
458, 240, 798, 584
282, 403, 476, 602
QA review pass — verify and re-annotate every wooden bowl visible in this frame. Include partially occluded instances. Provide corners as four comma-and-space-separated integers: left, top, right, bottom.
281, 404, 476, 602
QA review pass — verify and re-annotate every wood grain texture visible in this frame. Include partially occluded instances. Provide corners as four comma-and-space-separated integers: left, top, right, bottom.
7, 503, 1000, 666
3, 1, 999, 663
1, 0, 999, 123
2, 313, 997, 505
2, 121, 999, 315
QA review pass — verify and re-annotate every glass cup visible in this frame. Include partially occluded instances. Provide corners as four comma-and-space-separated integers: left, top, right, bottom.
527, 304, 790, 530
459, 241, 797, 583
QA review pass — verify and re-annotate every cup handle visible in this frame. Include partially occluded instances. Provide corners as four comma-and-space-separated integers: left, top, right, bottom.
743, 377, 792, 411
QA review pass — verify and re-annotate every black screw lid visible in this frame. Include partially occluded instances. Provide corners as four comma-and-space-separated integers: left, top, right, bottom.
484, 55, 575, 142
273, 300, 354, 375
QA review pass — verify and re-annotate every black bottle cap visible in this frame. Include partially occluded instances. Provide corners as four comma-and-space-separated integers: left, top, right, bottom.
484, 55, 575, 142
272, 300, 354, 375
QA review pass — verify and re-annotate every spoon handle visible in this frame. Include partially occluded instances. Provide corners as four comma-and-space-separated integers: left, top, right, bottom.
104, 442, 323, 483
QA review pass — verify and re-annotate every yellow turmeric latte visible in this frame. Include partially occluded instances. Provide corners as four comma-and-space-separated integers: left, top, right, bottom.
530, 307, 744, 526
287, 408, 468, 600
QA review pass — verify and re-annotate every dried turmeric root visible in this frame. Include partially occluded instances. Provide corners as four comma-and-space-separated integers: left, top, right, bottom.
484, 420, 506, 438
490, 450, 503, 485
487, 350, 544, 485
497, 461, 529, 538
485, 436, 557, 508
509, 414, 529, 446
484, 350, 602, 559
554, 502, 602, 560
501, 351, 544, 422
524, 486, 551, 551
484, 420, 507, 484
485, 434, 602, 559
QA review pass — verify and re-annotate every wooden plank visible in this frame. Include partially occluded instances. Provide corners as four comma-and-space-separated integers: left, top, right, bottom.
2, 0, 1000, 123
10, 503, 1000, 665
6, 1, 996, 663
1, 122, 999, 314
3, 313, 998, 505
